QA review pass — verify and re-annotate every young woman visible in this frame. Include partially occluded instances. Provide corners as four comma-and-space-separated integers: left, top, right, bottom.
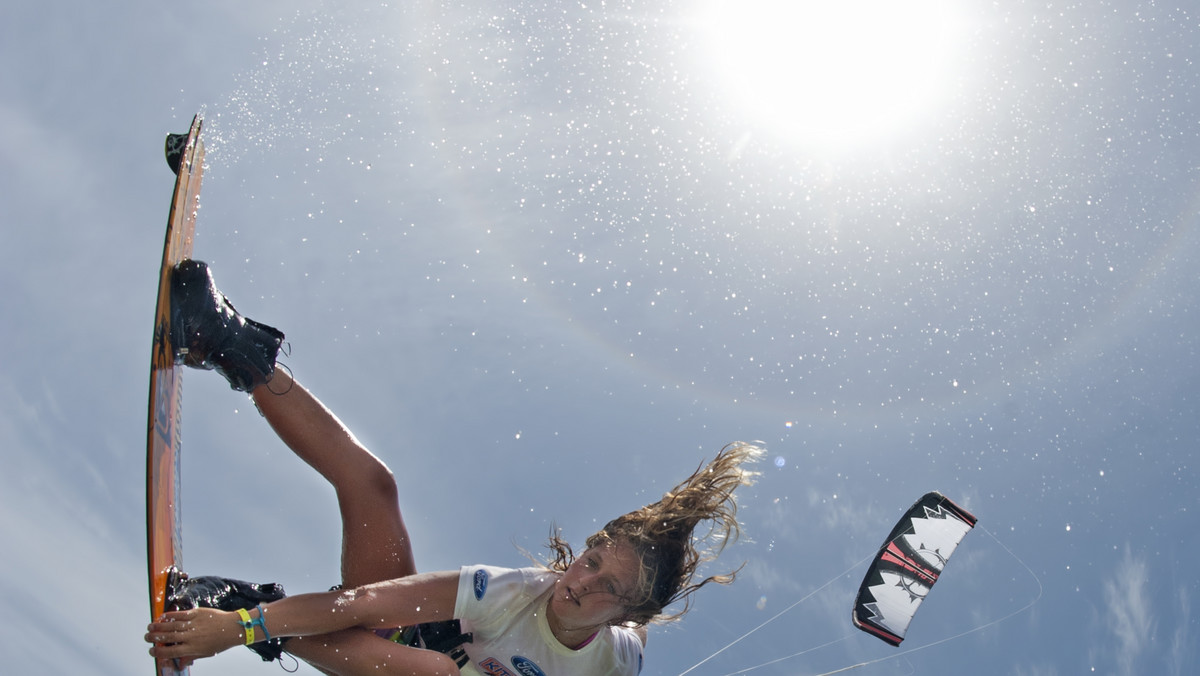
146, 260, 762, 676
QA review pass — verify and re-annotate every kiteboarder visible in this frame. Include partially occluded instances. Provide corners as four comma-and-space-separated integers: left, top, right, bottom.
145, 260, 762, 676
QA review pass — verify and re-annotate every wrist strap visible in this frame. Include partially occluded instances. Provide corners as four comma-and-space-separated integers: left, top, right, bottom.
235, 605, 273, 645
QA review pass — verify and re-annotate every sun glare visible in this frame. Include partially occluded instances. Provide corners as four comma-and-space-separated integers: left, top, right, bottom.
695, 0, 969, 153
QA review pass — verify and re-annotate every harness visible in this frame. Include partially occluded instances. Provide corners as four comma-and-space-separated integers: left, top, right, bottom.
383, 620, 474, 668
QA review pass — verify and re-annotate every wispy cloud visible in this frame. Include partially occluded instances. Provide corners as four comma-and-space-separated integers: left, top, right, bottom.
1101, 546, 1154, 676
1168, 586, 1192, 676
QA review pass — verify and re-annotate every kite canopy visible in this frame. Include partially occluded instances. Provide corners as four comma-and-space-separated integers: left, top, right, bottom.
852, 492, 977, 646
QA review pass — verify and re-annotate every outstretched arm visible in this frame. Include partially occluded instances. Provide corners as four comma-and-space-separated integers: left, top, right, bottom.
146, 571, 458, 665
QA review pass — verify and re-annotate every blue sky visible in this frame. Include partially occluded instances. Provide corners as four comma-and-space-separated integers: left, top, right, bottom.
2, 1, 1197, 674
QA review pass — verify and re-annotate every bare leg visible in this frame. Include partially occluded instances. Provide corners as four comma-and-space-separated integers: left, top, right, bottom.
286, 629, 458, 676
251, 370, 416, 586
248, 372, 453, 674
174, 264, 435, 673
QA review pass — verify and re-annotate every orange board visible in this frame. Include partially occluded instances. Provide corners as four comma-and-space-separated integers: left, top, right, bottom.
146, 114, 203, 676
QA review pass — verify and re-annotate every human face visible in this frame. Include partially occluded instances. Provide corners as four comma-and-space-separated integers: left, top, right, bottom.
547, 541, 640, 643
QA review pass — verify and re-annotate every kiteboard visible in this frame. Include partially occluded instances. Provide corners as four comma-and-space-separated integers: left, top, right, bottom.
146, 113, 204, 676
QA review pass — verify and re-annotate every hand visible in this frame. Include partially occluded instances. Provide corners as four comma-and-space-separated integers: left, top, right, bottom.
145, 608, 244, 662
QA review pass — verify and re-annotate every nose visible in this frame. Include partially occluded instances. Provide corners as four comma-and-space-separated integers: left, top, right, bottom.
580, 570, 599, 591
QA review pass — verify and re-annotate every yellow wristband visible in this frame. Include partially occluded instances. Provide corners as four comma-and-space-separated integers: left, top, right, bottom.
235, 608, 255, 645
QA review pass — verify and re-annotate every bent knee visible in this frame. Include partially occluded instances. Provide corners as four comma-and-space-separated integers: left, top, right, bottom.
361, 459, 400, 501
334, 456, 399, 506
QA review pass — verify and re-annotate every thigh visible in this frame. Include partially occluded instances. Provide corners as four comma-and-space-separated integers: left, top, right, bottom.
251, 374, 419, 586
289, 627, 459, 676
335, 466, 419, 587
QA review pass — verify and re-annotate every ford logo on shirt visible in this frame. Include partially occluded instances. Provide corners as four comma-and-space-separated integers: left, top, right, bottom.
510, 656, 546, 676
473, 569, 489, 600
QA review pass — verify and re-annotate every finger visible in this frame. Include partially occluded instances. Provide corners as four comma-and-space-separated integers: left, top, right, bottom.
146, 620, 188, 635
157, 609, 195, 622
151, 642, 205, 660
145, 629, 181, 644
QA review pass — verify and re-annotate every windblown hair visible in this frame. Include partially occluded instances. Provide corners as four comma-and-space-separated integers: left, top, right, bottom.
544, 442, 763, 626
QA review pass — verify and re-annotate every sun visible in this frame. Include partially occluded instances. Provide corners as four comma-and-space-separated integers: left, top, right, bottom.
693, 0, 970, 153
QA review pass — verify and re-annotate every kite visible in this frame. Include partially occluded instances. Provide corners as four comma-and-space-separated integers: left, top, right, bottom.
852, 491, 977, 646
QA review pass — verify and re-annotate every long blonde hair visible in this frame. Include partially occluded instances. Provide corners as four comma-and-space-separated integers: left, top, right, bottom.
545, 442, 763, 626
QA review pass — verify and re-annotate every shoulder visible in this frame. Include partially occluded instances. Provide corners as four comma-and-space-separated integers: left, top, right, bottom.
455, 565, 559, 614
458, 565, 558, 594
603, 624, 645, 675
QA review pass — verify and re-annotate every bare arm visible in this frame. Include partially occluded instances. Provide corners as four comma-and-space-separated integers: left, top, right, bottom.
271, 572, 459, 635
146, 571, 459, 661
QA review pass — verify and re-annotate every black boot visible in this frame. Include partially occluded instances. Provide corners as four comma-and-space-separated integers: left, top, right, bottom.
170, 260, 285, 392
165, 132, 188, 175
168, 574, 289, 662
